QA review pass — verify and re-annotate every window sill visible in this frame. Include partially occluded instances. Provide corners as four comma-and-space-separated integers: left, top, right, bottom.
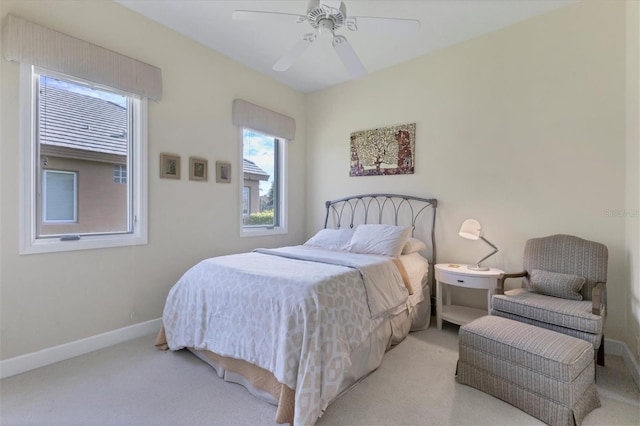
20, 234, 147, 255
240, 226, 288, 238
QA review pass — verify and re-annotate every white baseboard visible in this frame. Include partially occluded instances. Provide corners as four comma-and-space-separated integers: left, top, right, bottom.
2, 320, 638, 390
605, 337, 640, 390
0, 318, 162, 379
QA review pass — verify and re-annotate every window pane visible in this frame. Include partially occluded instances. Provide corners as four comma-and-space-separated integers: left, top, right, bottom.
242, 129, 277, 228
37, 73, 130, 237
44, 170, 76, 222
242, 186, 250, 215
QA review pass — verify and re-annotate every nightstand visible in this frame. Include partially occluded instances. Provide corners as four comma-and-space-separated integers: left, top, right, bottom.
435, 263, 504, 330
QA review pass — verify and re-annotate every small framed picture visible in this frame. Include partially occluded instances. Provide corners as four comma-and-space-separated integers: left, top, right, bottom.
216, 161, 231, 183
189, 157, 208, 182
160, 153, 180, 179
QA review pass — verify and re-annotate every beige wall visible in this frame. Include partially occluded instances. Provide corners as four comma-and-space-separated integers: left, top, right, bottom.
306, 0, 634, 355
0, 0, 306, 359
626, 0, 640, 363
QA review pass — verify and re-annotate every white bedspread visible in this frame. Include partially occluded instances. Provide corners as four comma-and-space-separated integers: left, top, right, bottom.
162, 246, 409, 425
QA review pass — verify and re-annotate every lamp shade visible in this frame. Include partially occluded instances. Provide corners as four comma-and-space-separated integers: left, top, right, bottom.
459, 219, 482, 240
457, 218, 498, 271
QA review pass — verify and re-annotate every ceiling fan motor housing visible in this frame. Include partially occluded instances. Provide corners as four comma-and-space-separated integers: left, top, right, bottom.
306, 0, 347, 31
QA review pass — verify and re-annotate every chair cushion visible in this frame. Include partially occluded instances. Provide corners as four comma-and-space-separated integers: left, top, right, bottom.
492, 289, 604, 335
529, 269, 585, 300
490, 310, 602, 348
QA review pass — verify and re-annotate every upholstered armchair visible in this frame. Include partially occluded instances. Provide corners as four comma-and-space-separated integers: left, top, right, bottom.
491, 234, 608, 366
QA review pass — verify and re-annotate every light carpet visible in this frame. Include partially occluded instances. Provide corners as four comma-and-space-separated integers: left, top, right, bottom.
1, 322, 638, 425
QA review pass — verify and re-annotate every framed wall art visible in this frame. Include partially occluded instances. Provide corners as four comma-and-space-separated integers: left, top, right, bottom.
216, 161, 231, 183
160, 153, 180, 179
349, 123, 416, 177
189, 157, 208, 182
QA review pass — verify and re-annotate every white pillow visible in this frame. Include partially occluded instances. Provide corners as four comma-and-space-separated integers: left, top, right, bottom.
304, 228, 353, 251
348, 224, 412, 257
398, 252, 429, 294
402, 237, 427, 255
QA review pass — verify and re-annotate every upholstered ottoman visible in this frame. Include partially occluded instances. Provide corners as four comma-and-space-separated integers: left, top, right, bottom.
456, 316, 600, 426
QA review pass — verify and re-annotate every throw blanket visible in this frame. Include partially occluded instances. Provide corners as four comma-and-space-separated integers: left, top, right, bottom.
254, 246, 409, 317
162, 246, 408, 425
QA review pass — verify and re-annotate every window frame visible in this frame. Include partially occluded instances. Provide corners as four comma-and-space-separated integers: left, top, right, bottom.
238, 127, 288, 237
113, 164, 127, 184
19, 64, 148, 254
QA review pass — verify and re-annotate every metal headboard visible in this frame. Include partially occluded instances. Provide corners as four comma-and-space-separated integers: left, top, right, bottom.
323, 193, 438, 266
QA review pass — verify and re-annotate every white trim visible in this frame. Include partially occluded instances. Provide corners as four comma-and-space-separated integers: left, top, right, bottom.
605, 337, 640, 390
1, 322, 637, 389
19, 63, 37, 254
239, 127, 288, 238
0, 318, 162, 379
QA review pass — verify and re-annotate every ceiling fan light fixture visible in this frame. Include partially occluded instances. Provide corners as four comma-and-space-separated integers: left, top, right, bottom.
317, 18, 335, 36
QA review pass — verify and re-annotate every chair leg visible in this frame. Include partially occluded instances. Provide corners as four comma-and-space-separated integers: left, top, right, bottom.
597, 337, 605, 366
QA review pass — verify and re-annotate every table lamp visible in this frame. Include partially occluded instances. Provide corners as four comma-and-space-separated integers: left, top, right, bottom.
458, 219, 498, 271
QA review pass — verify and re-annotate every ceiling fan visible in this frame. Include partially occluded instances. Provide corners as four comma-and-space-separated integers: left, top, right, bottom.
232, 0, 420, 79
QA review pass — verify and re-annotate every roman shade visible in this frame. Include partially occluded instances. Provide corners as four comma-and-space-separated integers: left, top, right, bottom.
2, 14, 162, 101
232, 99, 296, 140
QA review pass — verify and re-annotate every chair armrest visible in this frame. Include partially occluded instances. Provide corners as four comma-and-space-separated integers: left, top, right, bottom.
592, 282, 606, 316
496, 271, 527, 295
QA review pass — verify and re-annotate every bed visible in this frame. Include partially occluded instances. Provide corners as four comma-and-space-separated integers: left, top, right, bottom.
155, 194, 437, 425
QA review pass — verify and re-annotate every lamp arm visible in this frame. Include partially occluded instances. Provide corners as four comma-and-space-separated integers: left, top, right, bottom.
475, 236, 498, 266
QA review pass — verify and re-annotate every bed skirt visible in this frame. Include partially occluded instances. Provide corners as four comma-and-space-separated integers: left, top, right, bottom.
155, 283, 430, 424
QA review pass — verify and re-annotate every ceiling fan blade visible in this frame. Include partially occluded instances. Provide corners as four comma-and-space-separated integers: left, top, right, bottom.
232, 10, 306, 25
332, 35, 367, 79
273, 33, 317, 72
346, 16, 420, 37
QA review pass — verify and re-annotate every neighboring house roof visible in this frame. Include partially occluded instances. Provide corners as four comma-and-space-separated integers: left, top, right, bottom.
243, 159, 269, 181
39, 85, 272, 177
39, 84, 127, 156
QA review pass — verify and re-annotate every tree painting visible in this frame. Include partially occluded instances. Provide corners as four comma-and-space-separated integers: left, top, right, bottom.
350, 123, 416, 176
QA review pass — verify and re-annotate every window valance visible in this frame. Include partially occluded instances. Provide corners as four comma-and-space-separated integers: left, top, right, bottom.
2, 14, 162, 101
232, 99, 295, 140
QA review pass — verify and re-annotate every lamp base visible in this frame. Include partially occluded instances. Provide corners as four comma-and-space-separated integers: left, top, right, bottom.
467, 265, 490, 271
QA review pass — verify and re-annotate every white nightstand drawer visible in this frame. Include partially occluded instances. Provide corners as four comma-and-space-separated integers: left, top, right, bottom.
436, 270, 496, 290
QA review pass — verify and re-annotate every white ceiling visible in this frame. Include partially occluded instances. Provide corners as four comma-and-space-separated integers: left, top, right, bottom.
116, 0, 576, 93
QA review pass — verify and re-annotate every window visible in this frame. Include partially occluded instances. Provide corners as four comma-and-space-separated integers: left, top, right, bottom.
43, 170, 77, 222
113, 164, 127, 184
20, 65, 148, 254
240, 128, 287, 236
